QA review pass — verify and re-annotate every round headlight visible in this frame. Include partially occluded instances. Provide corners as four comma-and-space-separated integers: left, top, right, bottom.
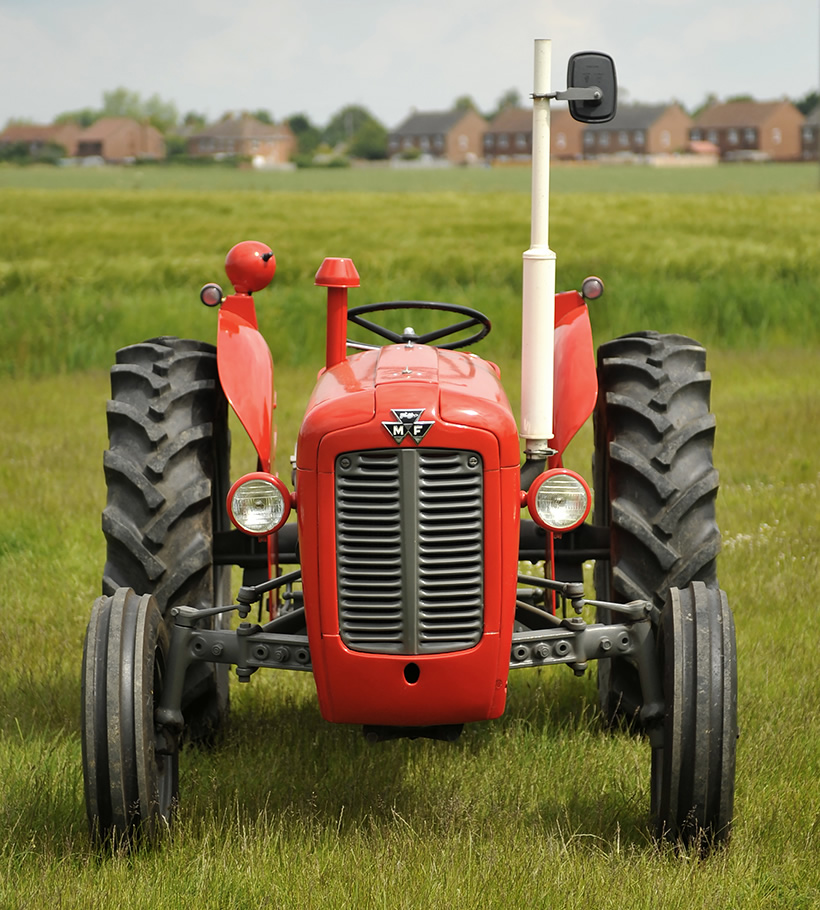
527, 469, 591, 532
227, 473, 290, 536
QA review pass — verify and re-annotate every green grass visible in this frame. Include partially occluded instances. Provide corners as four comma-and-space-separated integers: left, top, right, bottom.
0, 180, 818, 905
0, 351, 818, 908
1, 187, 819, 379
0, 160, 818, 194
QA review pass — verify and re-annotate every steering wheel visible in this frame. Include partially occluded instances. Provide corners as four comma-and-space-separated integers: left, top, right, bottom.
347, 300, 491, 350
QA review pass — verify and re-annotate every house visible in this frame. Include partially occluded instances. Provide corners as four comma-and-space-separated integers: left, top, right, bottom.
76, 118, 165, 161
483, 106, 584, 162
801, 105, 819, 160
0, 122, 81, 157
551, 108, 586, 160
583, 104, 692, 158
187, 115, 296, 165
388, 109, 486, 164
483, 107, 532, 162
691, 100, 804, 161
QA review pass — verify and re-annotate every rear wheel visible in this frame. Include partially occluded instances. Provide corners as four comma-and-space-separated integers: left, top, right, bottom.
593, 332, 722, 724
102, 336, 231, 740
82, 587, 179, 842
651, 582, 737, 847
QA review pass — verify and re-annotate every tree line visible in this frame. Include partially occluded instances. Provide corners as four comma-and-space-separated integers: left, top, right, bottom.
3, 85, 818, 166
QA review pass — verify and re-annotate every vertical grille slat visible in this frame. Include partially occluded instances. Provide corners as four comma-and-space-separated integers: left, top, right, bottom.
336, 449, 484, 654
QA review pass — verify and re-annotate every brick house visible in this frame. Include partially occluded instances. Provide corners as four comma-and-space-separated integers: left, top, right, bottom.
388, 109, 486, 164
483, 106, 585, 162
583, 103, 692, 158
691, 100, 804, 161
0, 122, 81, 157
800, 105, 819, 160
187, 115, 296, 164
77, 118, 165, 161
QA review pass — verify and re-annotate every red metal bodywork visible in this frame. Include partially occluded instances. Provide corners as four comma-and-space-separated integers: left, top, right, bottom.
296, 344, 521, 725
550, 290, 598, 467
213, 267, 598, 727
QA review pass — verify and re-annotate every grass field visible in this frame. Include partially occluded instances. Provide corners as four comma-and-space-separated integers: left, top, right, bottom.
0, 173, 819, 907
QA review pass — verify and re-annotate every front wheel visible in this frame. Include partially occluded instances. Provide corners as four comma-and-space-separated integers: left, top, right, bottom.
651, 582, 737, 848
82, 587, 179, 842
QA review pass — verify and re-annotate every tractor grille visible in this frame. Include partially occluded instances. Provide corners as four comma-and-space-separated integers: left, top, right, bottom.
335, 449, 484, 654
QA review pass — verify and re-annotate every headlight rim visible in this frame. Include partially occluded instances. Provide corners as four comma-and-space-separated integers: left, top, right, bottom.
227, 471, 291, 536
526, 468, 591, 533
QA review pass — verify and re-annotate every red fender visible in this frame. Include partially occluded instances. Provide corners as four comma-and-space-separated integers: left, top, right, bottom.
217, 293, 274, 472
549, 290, 597, 468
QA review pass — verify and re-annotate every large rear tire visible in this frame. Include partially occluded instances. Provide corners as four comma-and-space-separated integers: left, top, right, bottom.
101, 336, 230, 739
651, 582, 737, 847
82, 588, 179, 842
593, 332, 722, 724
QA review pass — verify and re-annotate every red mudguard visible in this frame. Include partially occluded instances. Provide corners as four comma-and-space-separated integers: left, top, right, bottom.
216, 294, 274, 472
550, 290, 597, 467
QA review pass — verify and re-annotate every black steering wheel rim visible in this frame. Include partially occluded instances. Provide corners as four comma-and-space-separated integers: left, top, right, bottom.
347, 300, 491, 350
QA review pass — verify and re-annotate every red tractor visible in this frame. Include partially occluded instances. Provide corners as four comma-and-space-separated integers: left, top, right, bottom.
82, 42, 737, 848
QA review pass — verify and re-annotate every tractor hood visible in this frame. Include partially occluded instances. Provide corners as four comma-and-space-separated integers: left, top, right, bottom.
296, 344, 520, 472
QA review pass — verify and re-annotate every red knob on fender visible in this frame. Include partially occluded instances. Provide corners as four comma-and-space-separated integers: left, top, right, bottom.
225, 241, 276, 294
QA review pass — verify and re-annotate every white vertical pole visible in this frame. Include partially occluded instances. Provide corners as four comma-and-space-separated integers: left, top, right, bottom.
520, 38, 555, 456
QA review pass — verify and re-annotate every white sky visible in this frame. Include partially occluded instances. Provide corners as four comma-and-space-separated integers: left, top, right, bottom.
1, 0, 817, 128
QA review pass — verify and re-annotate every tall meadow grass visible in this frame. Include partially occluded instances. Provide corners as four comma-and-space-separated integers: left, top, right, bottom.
0, 174, 818, 906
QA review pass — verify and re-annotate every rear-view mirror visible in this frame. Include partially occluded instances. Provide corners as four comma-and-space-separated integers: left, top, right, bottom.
566, 52, 617, 123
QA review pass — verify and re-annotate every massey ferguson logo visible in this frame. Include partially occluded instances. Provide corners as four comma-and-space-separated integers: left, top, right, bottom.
382, 408, 434, 445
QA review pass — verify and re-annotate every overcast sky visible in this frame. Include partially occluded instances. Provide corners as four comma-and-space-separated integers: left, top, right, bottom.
1, 0, 817, 129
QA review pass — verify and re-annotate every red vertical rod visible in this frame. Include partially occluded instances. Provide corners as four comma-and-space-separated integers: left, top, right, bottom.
325, 286, 349, 369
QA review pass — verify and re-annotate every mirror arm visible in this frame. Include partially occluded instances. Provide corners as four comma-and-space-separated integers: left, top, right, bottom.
532, 86, 603, 102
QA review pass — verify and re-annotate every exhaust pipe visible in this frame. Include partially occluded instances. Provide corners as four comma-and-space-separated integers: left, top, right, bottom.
520, 38, 555, 458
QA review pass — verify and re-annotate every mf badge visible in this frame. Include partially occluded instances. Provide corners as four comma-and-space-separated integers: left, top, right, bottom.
382, 408, 434, 445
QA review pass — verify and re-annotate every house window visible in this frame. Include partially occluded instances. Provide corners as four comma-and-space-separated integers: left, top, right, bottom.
403, 138, 414, 150
660, 130, 671, 149
744, 128, 756, 145
584, 131, 594, 147
599, 132, 610, 148
433, 135, 444, 150
619, 131, 629, 147
515, 132, 527, 150
458, 134, 468, 150
772, 127, 782, 145
728, 129, 739, 145
803, 126, 815, 141
691, 129, 701, 141
556, 132, 567, 150
485, 134, 495, 149
498, 134, 509, 149
707, 129, 718, 144
420, 136, 430, 151
634, 130, 645, 145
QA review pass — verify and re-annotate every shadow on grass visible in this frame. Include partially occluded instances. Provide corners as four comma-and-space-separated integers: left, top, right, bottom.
176, 665, 653, 850
0, 654, 653, 859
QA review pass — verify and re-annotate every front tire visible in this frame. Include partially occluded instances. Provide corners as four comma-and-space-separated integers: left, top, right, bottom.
593, 332, 722, 723
651, 582, 737, 847
82, 588, 179, 842
101, 336, 230, 739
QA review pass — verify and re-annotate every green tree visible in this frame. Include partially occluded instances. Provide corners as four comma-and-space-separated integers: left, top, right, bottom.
323, 105, 382, 148
349, 119, 388, 160
54, 107, 99, 127
251, 108, 274, 124
182, 111, 208, 130
488, 88, 522, 119
287, 113, 321, 155
454, 95, 479, 112
795, 90, 819, 115
143, 93, 179, 133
